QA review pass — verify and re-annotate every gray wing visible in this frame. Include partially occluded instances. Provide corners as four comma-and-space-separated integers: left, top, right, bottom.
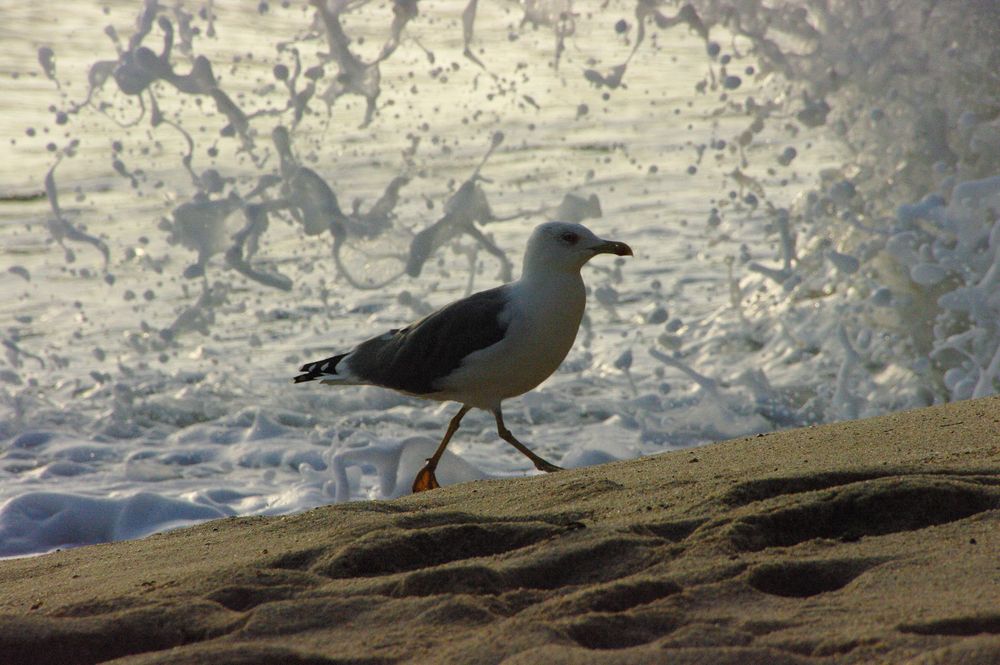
343, 285, 511, 394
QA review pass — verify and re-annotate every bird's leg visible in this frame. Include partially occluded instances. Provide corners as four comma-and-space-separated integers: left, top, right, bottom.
493, 407, 563, 473
412, 404, 471, 493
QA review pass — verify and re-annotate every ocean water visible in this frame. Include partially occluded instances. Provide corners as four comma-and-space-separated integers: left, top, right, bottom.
2, 0, 999, 557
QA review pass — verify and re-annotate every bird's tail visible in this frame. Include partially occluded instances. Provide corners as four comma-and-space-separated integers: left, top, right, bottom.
293, 353, 348, 383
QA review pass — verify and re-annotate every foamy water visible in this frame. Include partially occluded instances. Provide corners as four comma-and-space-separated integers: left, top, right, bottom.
2, 0, 999, 557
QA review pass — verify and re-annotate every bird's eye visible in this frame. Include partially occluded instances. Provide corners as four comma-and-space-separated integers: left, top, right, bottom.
560, 232, 579, 244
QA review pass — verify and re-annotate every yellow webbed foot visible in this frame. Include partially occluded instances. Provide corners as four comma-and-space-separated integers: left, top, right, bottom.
412, 465, 441, 492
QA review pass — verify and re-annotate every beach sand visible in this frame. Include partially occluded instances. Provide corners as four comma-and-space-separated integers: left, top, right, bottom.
1, 396, 998, 664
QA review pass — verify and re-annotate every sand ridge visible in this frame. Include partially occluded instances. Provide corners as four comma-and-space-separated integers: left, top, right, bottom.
0, 396, 998, 664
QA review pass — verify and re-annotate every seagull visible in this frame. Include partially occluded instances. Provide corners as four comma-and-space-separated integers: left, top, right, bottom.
294, 221, 633, 492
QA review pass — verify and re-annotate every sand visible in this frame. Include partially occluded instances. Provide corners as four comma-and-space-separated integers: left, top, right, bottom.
1, 396, 998, 665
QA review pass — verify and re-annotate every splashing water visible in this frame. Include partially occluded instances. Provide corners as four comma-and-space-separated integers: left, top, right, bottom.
2, 0, 1000, 557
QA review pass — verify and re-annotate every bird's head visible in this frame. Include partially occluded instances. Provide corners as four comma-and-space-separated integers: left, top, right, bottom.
523, 221, 633, 274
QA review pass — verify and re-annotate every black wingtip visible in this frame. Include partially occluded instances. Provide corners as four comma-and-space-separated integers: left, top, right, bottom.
294, 353, 347, 384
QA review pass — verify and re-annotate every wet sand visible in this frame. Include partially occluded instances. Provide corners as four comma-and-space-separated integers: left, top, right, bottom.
1, 396, 998, 664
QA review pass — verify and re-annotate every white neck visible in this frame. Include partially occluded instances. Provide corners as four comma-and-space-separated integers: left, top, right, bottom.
515, 267, 586, 324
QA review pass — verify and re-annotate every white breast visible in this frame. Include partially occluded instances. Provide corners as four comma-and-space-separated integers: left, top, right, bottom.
436, 273, 586, 409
